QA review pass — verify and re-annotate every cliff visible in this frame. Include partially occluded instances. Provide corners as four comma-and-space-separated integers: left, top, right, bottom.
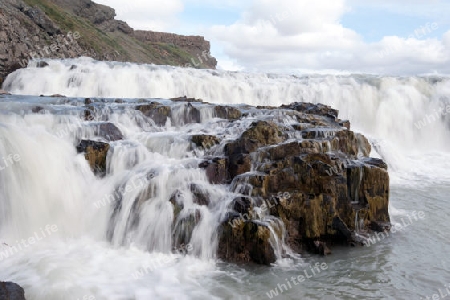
0, 0, 217, 85
134, 31, 216, 68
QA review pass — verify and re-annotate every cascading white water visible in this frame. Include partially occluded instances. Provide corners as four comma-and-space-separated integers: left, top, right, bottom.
2, 59, 450, 299
0, 94, 309, 299
4, 58, 450, 178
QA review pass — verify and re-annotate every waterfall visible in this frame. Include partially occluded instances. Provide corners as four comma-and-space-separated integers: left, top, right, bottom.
0, 96, 294, 267
3, 58, 450, 158
2, 59, 450, 299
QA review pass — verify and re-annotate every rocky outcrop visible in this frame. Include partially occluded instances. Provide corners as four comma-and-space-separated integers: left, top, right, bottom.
218, 219, 275, 265
69, 98, 389, 265
137, 102, 172, 126
0, 0, 216, 84
0, 282, 26, 300
191, 135, 219, 149
89, 122, 123, 142
50, 0, 133, 34
76, 140, 110, 176
135, 99, 389, 264
134, 31, 217, 68
214, 106, 242, 120
0, 0, 91, 83
214, 102, 388, 264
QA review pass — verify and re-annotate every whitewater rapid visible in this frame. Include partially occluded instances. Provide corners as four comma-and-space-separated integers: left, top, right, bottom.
0, 93, 300, 299
2, 58, 450, 299
4, 58, 450, 183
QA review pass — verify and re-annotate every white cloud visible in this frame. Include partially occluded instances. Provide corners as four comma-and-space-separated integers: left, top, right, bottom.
243, 0, 347, 35
206, 0, 450, 74
93, 0, 450, 74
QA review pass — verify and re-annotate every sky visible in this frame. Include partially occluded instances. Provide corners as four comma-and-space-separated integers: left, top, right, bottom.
94, 0, 450, 75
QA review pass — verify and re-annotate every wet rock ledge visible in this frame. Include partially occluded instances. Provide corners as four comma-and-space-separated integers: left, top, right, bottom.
73, 98, 390, 265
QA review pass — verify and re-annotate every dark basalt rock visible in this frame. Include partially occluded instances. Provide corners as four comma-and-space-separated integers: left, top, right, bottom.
332, 216, 353, 240
190, 183, 210, 206
312, 240, 332, 255
31, 106, 44, 113
136, 102, 171, 126
218, 220, 276, 265
214, 105, 242, 120
0, 282, 26, 300
21, 6, 61, 36
76, 140, 110, 176
369, 221, 391, 232
224, 120, 286, 180
91, 122, 123, 141
191, 135, 219, 149
199, 157, 229, 184
170, 96, 203, 103
70, 99, 390, 265
339, 120, 350, 130
35, 61, 49, 68
182, 103, 201, 124
281, 102, 339, 119
363, 157, 388, 170
232, 196, 253, 215
214, 102, 389, 264
173, 209, 202, 248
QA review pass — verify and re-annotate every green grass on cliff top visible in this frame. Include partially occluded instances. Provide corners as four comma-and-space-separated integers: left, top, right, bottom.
21, 0, 204, 67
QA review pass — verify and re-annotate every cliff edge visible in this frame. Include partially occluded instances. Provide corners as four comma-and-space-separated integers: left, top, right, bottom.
0, 0, 217, 85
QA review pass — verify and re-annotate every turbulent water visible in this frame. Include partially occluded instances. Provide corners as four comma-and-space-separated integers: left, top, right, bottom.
1, 58, 450, 300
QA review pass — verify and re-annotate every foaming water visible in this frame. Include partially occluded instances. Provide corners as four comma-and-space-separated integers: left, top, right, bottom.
0, 237, 219, 300
4, 58, 450, 182
0, 97, 307, 299
1, 60, 450, 299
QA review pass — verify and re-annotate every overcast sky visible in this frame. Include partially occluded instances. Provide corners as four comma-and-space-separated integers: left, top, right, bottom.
95, 0, 450, 75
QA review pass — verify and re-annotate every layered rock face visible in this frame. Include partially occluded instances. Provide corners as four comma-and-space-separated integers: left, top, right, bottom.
134, 31, 217, 68
0, 0, 217, 84
215, 104, 389, 262
72, 98, 390, 265
0, 0, 91, 83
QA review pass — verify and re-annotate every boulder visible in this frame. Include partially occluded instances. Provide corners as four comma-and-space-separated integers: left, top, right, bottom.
218, 220, 276, 265
181, 103, 201, 124
191, 135, 219, 149
224, 120, 286, 180
211, 102, 390, 263
91, 122, 123, 141
100, 99, 390, 265
189, 183, 210, 206
173, 209, 202, 248
76, 140, 110, 176
214, 105, 242, 120
136, 102, 171, 126
35, 61, 49, 68
21, 6, 61, 36
281, 102, 339, 119
0, 282, 26, 300
199, 157, 229, 184
170, 96, 203, 103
